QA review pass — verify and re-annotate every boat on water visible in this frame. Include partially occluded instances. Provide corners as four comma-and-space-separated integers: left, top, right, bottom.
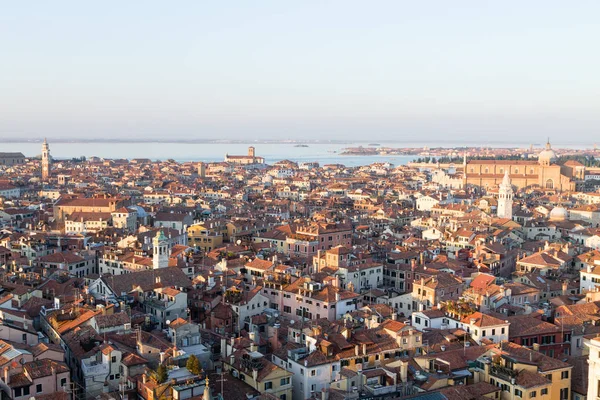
368, 143, 381, 146
294, 144, 309, 147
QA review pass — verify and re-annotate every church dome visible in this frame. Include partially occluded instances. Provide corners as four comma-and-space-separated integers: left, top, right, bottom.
549, 206, 568, 221
538, 139, 557, 165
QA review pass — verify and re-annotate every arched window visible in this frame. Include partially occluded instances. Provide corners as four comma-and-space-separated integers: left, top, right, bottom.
546, 179, 554, 189
515, 168, 519, 174
499, 168, 504, 174
485, 168, 489, 174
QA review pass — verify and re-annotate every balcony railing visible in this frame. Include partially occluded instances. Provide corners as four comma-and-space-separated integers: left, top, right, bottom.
81, 359, 109, 376
364, 384, 397, 396
489, 365, 516, 382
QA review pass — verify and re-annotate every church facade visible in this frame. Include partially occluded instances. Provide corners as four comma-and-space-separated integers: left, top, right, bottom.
225, 146, 265, 165
463, 141, 576, 192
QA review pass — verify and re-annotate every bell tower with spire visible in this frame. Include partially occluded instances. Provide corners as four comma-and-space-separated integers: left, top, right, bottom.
41, 138, 51, 181
497, 170, 514, 219
153, 230, 170, 269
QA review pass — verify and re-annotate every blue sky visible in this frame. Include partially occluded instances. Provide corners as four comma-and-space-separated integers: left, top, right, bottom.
1, 1, 599, 142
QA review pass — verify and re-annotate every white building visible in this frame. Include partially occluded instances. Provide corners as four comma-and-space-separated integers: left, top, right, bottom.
416, 195, 440, 211
580, 262, 600, 293
447, 312, 509, 344
411, 309, 447, 331
586, 336, 600, 400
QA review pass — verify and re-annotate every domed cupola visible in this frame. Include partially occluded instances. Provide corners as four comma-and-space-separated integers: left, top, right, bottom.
538, 138, 557, 166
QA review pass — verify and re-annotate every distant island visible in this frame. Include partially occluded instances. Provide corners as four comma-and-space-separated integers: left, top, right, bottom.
294, 144, 309, 147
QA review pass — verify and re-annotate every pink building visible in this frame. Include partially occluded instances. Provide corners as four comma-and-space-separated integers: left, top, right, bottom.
3, 358, 70, 400
286, 222, 352, 257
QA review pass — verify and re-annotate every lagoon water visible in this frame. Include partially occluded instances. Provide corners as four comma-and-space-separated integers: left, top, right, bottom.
1, 141, 418, 167
0, 140, 594, 167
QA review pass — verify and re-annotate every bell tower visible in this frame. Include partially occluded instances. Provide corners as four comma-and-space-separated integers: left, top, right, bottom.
497, 170, 514, 219
41, 138, 51, 181
153, 230, 170, 269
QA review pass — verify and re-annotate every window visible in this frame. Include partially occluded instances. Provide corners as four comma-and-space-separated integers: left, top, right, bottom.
300, 368, 304, 375
561, 371, 569, 379
60, 378, 67, 387
560, 388, 568, 400
112, 356, 117, 363
541, 389, 548, 395
264, 381, 273, 390
515, 389, 523, 397
280, 377, 290, 385
15, 386, 30, 397
36, 384, 42, 393
311, 370, 316, 376
530, 391, 537, 398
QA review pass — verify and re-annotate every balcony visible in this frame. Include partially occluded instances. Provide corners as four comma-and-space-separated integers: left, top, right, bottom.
81, 359, 109, 376
364, 384, 397, 396
489, 365, 517, 382
144, 297, 172, 310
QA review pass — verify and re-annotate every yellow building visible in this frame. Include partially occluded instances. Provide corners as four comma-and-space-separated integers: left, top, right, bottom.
464, 141, 577, 192
187, 224, 224, 252
224, 349, 293, 399
474, 342, 571, 400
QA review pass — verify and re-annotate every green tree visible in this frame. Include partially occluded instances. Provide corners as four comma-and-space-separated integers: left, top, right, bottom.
156, 364, 168, 383
186, 354, 202, 376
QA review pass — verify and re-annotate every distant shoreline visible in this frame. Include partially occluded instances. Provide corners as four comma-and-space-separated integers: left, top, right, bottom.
0, 138, 596, 149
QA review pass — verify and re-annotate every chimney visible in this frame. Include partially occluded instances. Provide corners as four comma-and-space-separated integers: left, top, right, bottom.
142, 374, 147, 384
230, 354, 235, 365
362, 343, 367, 356
52, 366, 57, 391
3, 367, 9, 384
252, 368, 258, 383
391, 312, 397, 321
221, 337, 227, 360
400, 361, 408, 383
354, 345, 359, 356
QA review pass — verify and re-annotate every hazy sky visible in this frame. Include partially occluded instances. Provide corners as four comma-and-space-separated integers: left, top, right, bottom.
1, 1, 599, 142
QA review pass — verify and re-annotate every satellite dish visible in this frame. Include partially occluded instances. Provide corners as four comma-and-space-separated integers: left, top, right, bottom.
19, 267, 23, 272
166, 320, 171, 325
236, 240, 241, 245
290, 320, 295, 325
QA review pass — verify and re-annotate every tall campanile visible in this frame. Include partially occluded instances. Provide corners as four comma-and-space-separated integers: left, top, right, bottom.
41, 138, 51, 181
